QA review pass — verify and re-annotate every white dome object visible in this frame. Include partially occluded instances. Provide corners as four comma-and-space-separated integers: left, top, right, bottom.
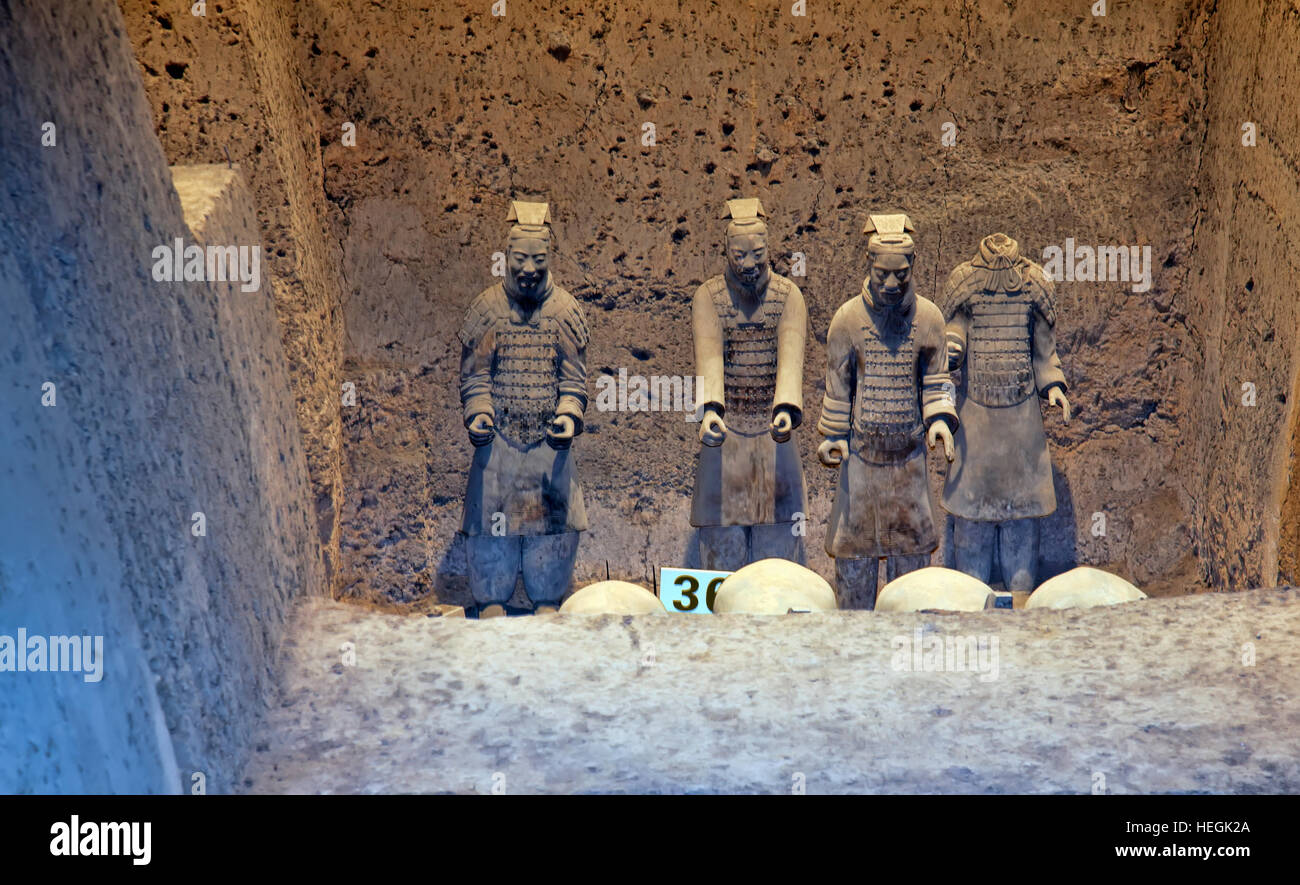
712, 558, 837, 614
1025, 567, 1147, 610
876, 567, 996, 613
559, 581, 666, 615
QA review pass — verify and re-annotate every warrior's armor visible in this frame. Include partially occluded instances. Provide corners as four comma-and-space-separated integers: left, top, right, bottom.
457, 202, 587, 613
940, 232, 1069, 592
851, 318, 924, 461
709, 275, 788, 435
817, 214, 957, 609
689, 199, 808, 571
965, 294, 1038, 406
466, 302, 587, 448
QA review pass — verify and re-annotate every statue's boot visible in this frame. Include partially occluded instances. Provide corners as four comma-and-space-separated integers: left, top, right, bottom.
952, 518, 996, 583
749, 522, 806, 565
698, 524, 749, 571
998, 518, 1040, 592
522, 531, 581, 606
834, 556, 879, 610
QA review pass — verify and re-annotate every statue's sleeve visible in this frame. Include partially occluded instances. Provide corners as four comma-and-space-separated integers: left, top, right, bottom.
773, 280, 806, 426
1027, 270, 1067, 397
941, 265, 972, 371
945, 311, 970, 372
1032, 308, 1067, 397
458, 294, 495, 425
692, 283, 725, 415
816, 306, 854, 441
555, 296, 589, 433
918, 301, 958, 431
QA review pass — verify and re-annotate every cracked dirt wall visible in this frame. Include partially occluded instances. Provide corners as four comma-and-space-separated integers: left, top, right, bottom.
119, 0, 348, 590
114, 0, 1299, 603
300, 0, 1205, 603
1184, 0, 1300, 590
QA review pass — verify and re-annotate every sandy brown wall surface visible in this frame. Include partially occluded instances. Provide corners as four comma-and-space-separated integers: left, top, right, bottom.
116, 0, 1300, 602
119, 0, 348, 590
1, 0, 322, 790
293, 0, 1206, 602
1184, 0, 1300, 590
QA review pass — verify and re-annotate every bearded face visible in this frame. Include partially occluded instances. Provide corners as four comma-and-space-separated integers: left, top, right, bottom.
726, 231, 769, 290
507, 235, 550, 305
867, 252, 913, 307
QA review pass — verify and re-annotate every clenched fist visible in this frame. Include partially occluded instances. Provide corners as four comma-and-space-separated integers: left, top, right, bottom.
770, 408, 795, 443
699, 407, 727, 447
546, 414, 577, 449
927, 420, 955, 462
818, 438, 849, 467
467, 412, 495, 447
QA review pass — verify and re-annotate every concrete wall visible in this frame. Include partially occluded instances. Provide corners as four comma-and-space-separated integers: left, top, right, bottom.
0, 0, 321, 792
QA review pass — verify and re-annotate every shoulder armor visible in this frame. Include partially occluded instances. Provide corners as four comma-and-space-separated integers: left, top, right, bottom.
458, 284, 504, 346
549, 287, 590, 349
940, 262, 980, 320
1019, 261, 1059, 327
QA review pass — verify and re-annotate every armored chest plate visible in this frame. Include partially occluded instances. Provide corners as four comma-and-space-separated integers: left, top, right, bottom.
713, 281, 785, 434
492, 319, 560, 446
853, 318, 921, 461
967, 292, 1034, 407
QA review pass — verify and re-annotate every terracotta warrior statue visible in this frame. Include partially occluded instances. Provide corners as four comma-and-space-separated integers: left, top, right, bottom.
817, 214, 957, 609
940, 232, 1070, 591
690, 198, 808, 571
458, 201, 589, 617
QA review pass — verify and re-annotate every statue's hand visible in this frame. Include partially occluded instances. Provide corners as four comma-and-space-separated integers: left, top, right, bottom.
770, 408, 794, 443
467, 412, 495, 447
947, 340, 964, 371
546, 414, 576, 449
1048, 387, 1071, 423
927, 420, 955, 462
700, 408, 726, 447
818, 438, 849, 467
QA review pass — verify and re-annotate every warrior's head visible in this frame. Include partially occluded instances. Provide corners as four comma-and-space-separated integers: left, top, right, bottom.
864, 213, 916, 309
504, 201, 552, 307
723, 198, 770, 293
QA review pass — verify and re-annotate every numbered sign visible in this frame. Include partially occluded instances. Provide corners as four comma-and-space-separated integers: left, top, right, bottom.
658, 567, 732, 614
